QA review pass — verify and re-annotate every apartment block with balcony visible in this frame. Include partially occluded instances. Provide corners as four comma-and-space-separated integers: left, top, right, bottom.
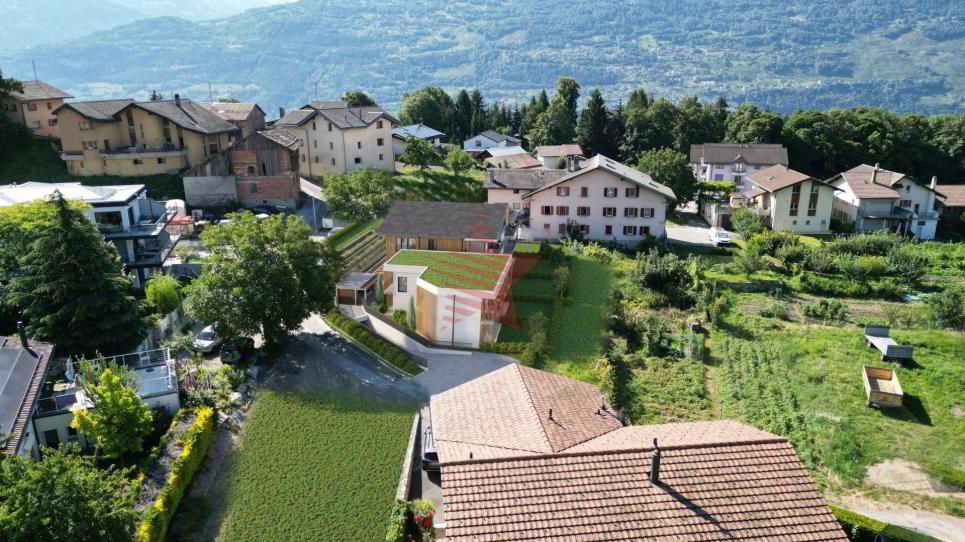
827, 164, 944, 240
0, 80, 73, 138
690, 143, 789, 188
275, 100, 397, 178
0, 181, 178, 288
54, 94, 238, 177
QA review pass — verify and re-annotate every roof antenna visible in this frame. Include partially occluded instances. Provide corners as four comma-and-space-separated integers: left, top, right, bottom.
649, 438, 661, 485
32, 60, 38, 81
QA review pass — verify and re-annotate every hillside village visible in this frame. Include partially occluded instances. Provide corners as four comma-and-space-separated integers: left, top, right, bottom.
0, 71, 964, 542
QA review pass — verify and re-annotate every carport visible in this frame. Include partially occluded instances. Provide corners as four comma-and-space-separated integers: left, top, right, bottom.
336, 272, 378, 306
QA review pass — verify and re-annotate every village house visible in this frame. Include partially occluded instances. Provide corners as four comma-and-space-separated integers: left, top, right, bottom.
54, 95, 238, 176
534, 143, 583, 169
199, 101, 267, 140
935, 184, 965, 227
827, 164, 944, 240
482, 151, 542, 170
0, 181, 178, 288
0, 330, 54, 459
738, 165, 838, 234
275, 100, 396, 177
463, 129, 521, 152
484, 168, 569, 211
377, 200, 510, 258
510, 154, 676, 243
382, 250, 513, 348
183, 127, 302, 210
690, 143, 789, 187
0, 80, 72, 138
417, 364, 848, 541
392, 123, 445, 157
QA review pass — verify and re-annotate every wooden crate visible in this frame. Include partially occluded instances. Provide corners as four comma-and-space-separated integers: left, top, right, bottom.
863, 365, 904, 408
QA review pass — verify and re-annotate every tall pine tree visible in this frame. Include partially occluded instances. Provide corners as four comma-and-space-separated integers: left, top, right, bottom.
7, 192, 146, 355
576, 88, 609, 157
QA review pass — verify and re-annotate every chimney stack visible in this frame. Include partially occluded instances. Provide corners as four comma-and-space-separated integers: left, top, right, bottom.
930, 176, 938, 190
649, 438, 661, 485
174, 93, 181, 106
279, 107, 286, 119
548, 408, 554, 421
17, 321, 28, 348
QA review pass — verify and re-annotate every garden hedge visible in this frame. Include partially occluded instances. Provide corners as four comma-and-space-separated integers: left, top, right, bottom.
325, 311, 424, 375
829, 505, 941, 542
136, 407, 217, 542
479, 342, 528, 355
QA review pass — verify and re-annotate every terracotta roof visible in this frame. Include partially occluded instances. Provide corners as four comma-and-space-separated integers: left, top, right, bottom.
690, 143, 789, 166
535, 143, 584, 157
54, 99, 135, 121
442, 420, 847, 542
199, 101, 265, 122
828, 165, 902, 200
256, 127, 301, 150
429, 364, 622, 463
936, 184, 965, 207
9, 80, 72, 101
483, 153, 542, 169
483, 168, 569, 190
376, 201, 508, 241
523, 154, 676, 201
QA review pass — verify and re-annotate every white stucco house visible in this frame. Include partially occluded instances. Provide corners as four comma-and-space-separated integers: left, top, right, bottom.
464, 130, 521, 151
690, 143, 789, 188
485, 155, 676, 244
535, 144, 584, 169
739, 165, 838, 234
827, 164, 944, 240
392, 123, 446, 157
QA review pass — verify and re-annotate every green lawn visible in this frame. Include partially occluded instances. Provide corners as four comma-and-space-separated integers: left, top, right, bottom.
628, 357, 711, 424
386, 250, 510, 290
395, 166, 485, 202
218, 390, 416, 542
328, 218, 383, 252
0, 138, 185, 199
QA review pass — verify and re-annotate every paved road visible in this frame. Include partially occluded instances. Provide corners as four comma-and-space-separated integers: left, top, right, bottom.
666, 210, 717, 247
414, 351, 515, 396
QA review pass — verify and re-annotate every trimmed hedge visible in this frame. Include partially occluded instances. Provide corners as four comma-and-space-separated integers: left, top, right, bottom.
136, 407, 217, 542
830, 505, 941, 542
325, 311, 424, 375
479, 341, 528, 355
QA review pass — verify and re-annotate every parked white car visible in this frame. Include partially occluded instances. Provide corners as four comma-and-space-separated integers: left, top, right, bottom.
710, 228, 732, 246
193, 325, 222, 354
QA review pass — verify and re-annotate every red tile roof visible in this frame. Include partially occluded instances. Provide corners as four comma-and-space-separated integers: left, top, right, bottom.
441, 420, 848, 541
936, 184, 965, 207
536, 143, 584, 157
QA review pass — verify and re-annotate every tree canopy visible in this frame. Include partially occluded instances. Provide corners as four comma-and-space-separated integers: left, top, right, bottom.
186, 212, 342, 347
399, 137, 436, 171
341, 90, 376, 107
635, 148, 696, 204
398, 87, 454, 134
576, 88, 609, 157
445, 147, 475, 176
71, 365, 153, 459
322, 168, 395, 221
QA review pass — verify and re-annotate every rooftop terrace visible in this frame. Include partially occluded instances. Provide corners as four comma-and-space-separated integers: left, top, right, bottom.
386, 250, 511, 291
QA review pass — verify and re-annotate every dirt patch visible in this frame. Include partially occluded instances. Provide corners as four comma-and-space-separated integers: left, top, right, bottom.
834, 494, 965, 542
866, 459, 965, 499
952, 405, 964, 417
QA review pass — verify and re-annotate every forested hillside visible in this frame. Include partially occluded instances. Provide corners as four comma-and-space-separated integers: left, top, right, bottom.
1, 0, 962, 113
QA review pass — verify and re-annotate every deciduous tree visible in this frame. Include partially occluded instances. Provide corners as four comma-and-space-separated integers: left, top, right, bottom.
322, 168, 394, 221
399, 137, 437, 172
341, 90, 376, 107
71, 366, 153, 459
444, 147, 474, 176
398, 86, 454, 135
145, 274, 182, 314
725, 103, 784, 144
635, 148, 696, 204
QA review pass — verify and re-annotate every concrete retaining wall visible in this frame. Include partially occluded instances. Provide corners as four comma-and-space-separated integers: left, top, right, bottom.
396, 413, 420, 501
184, 175, 237, 207
362, 306, 470, 357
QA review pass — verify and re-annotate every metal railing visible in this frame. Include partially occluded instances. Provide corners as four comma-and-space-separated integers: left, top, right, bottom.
101, 143, 183, 155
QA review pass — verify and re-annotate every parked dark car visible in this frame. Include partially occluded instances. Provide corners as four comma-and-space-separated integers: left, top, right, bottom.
220, 337, 256, 364
421, 409, 440, 473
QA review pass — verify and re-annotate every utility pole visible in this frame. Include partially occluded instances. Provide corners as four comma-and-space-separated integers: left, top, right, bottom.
208, 83, 213, 101
32, 60, 37, 80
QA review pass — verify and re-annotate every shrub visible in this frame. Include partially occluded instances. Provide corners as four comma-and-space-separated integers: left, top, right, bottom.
886, 245, 930, 284
136, 407, 217, 542
628, 249, 694, 306
392, 310, 408, 327
513, 242, 541, 255
145, 275, 182, 314
552, 265, 571, 297
385, 499, 435, 542
325, 311, 423, 375
803, 247, 837, 273
836, 255, 888, 281
730, 207, 767, 239
759, 300, 791, 320
829, 505, 942, 542
734, 245, 764, 276
775, 243, 807, 268
926, 288, 965, 330
479, 342, 528, 355
802, 299, 847, 324
826, 231, 903, 256
524, 311, 548, 364
678, 330, 705, 361
751, 231, 801, 256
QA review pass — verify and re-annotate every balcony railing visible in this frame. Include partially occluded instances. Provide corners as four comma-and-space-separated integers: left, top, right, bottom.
98, 209, 176, 238
101, 143, 184, 155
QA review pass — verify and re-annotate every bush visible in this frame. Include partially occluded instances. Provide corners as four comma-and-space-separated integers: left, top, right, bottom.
392, 310, 409, 327
628, 249, 694, 306
802, 299, 847, 323
325, 311, 423, 375
136, 407, 217, 542
927, 464, 965, 491
731, 207, 767, 239
826, 231, 903, 256
735, 245, 765, 276
759, 300, 791, 320
803, 247, 837, 273
145, 275, 182, 314
926, 288, 965, 330
829, 505, 942, 542
886, 245, 930, 284
775, 243, 807, 268
795, 272, 907, 301
751, 231, 801, 256
678, 330, 705, 361
836, 255, 889, 281
513, 242, 541, 255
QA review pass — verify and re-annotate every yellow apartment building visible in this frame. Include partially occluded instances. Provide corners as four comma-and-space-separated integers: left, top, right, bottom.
0, 80, 73, 138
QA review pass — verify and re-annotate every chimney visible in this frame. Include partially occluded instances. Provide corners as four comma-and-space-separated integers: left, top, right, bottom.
930, 176, 938, 190
649, 438, 661, 485
548, 408, 554, 421
871, 163, 879, 185
279, 107, 286, 119
174, 93, 181, 107
17, 321, 28, 349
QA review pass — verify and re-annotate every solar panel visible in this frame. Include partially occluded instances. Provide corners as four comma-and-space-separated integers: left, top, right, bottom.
0, 347, 42, 437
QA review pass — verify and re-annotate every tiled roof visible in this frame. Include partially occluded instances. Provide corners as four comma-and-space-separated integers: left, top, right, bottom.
745, 165, 837, 194
55, 99, 135, 121
477, 130, 520, 144
523, 154, 677, 201
133, 99, 238, 135
829, 165, 902, 200
442, 420, 848, 542
275, 108, 315, 127
376, 201, 508, 241
484, 168, 569, 190
9, 80, 72, 101
535, 143, 584, 157
429, 364, 622, 463
393, 123, 445, 140
936, 184, 965, 207
483, 153, 542, 169
690, 143, 789, 166
278, 101, 398, 129
199, 101, 264, 122
256, 127, 301, 150
479, 146, 529, 159
0, 336, 54, 455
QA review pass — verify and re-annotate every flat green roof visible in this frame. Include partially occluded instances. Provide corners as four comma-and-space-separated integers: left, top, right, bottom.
386, 250, 511, 290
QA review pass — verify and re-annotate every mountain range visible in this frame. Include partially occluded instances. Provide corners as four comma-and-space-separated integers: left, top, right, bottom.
1, 0, 963, 116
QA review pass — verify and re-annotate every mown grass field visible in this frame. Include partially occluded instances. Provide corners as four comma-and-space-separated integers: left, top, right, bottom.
218, 390, 416, 542
395, 166, 485, 203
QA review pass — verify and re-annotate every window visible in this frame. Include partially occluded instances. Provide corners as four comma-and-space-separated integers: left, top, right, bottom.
48, 119, 57, 127
623, 225, 638, 236
556, 186, 570, 197
475, 140, 481, 147
328, 123, 333, 132
313, 140, 317, 148
27, 102, 37, 111
82, 140, 97, 150
301, 154, 306, 162
209, 142, 219, 155
577, 206, 590, 216
330, 158, 335, 165
543, 223, 550, 229
396, 238, 416, 250
604, 187, 618, 198
906, 185, 911, 193
792, 220, 797, 225
46, 102, 52, 110
312, 121, 316, 131
427, 239, 437, 250
249, 184, 258, 194
624, 208, 639, 218
898, 199, 912, 208
315, 156, 320, 163
329, 142, 334, 150
379, 153, 384, 161
555, 206, 569, 216
734, 175, 743, 187
625, 186, 639, 198
354, 157, 362, 164
133, 158, 143, 165
247, 165, 256, 174
807, 184, 819, 216
558, 224, 566, 234
805, 220, 810, 225
377, 121, 384, 129
79, 121, 94, 131
789, 184, 801, 216
641, 208, 654, 218
30, 120, 41, 129
377, 138, 384, 146
604, 225, 613, 235
580, 187, 588, 197
714, 173, 724, 181
397, 276, 408, 293
512, 203, 520, 210
603, 207, 616, 217
157, 157, 166, 164
541, 206, 553, 215
357, 141, 362, 149
917, 220, 926, 226
513, 189, 520, 194
641, 226, 651, 235
579, 224, 590, 234
821, 220, 827, 225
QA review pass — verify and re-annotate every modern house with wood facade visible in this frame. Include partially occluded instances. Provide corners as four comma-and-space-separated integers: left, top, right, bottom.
376, 201, 510, 258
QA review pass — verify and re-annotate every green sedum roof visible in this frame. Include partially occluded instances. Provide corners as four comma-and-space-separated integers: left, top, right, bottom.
386, 250, 511, 291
